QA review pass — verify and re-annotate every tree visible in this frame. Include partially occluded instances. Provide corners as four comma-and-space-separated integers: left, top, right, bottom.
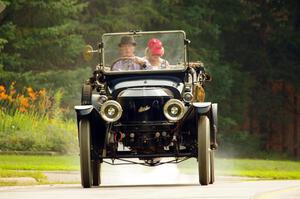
0, 0, 87, 72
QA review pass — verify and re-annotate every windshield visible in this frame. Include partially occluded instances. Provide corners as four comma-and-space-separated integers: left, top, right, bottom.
102, 31, 186, 72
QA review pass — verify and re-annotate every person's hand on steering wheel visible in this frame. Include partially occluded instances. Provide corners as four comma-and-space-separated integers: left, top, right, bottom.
111, 57, 147, 70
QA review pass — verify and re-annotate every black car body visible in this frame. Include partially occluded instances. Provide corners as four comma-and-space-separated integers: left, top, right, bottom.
75, 30, 218, 188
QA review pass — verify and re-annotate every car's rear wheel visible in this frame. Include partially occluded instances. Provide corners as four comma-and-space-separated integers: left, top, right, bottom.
198, 116, 211, 185
209, 150, 215, 184
79, 119, 92, 188
92, 160, 101, 186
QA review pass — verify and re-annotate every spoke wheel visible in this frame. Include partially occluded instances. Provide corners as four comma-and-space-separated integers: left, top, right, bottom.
198, 116, 211, 185
79, 119, 92, 188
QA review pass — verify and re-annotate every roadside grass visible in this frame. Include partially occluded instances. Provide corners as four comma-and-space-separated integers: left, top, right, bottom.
0, 169, 46, 180
216, 158, 300, 179
0, 169, 47, 186
0, 182, 18, 186
0, 155, 78, 186
178, 158, 300, 179
0, 155, 79, 171
1, 155, 300, 182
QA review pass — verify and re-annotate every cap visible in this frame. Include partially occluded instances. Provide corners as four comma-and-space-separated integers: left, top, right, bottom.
147, 38, 164, 56
118, 36, 136, 47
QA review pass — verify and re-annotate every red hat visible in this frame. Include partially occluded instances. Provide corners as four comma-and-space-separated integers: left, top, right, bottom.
147, 38, 164, 56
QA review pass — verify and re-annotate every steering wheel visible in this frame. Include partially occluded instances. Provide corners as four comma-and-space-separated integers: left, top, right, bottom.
111, 57, 145, 70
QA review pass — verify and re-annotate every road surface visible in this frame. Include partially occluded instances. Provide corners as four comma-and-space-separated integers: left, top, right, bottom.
0, 159, 299, 199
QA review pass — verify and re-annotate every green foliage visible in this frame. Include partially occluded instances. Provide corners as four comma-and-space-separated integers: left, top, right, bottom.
0, 110, 78, 153
50, 89, 63, 120
20, 67, 92, 108
0, 0, 87, 71
0, 67, 91, 112
0, 65, 17, 85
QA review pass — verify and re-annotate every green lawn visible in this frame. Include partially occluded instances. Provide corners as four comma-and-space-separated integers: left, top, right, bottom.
0, 155, 79, 171
0, 155, 78, 186
1, 155, 300, 181
217, 158, 300, 179
178, 158, 300, 179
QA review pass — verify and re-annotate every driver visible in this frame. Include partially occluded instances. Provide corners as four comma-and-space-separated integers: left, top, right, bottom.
111, 36, 149, 71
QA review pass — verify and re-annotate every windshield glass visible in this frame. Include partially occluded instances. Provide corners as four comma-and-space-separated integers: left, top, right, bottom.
102, 31, 186, 72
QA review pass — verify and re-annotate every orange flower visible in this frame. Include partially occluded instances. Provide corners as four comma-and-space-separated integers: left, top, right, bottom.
28, 91, 37, 101
19, 95, 30, 108
19, 107, 27, 112
0, 85, 5, 93
0, 92, 8, 100
27, 87, 34, 93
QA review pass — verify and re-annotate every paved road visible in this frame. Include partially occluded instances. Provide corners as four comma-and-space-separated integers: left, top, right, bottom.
0, 179, 299, 199
0, 160, 299, 199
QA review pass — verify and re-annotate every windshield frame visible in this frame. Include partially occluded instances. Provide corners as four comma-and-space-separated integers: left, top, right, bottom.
101, 30, 187, 74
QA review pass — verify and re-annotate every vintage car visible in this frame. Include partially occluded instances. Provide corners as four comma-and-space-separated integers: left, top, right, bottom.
75, 30, 218, 188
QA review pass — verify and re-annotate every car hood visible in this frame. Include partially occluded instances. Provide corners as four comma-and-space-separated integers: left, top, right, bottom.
108, 78, 184, 99
118, 87, 173, 98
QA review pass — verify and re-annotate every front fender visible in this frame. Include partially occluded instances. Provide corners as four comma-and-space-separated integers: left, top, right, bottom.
192, 102, 218, 149
74, 105, 94, 116
192, 102, 211, 114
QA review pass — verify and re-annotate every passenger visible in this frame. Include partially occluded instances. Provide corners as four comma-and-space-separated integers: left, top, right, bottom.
111, 36, 148, 71
144, 38, 169, 70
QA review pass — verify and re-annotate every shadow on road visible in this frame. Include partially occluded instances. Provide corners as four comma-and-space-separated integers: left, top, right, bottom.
53, 183, 200, 190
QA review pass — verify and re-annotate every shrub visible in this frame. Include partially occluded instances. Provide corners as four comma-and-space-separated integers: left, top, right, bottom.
0, 110, 78, 153
0, 83, 78, 153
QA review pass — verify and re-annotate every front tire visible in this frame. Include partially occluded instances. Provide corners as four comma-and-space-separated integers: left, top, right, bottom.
210, 150, 215, 184
92, 160, 101, 186
198, 116, 211, 185
79, 119, 92, 188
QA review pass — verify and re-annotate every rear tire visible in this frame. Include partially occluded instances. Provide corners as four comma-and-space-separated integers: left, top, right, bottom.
79, 119, 92, 188
198, 116, 210, 185
81, 84, 92, 105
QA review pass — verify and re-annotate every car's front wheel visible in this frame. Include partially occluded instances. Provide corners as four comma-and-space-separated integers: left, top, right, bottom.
79, 119, 92, 188
210, 150, 215, 184
92, 160, 101, 186
198, 116, 211, 185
